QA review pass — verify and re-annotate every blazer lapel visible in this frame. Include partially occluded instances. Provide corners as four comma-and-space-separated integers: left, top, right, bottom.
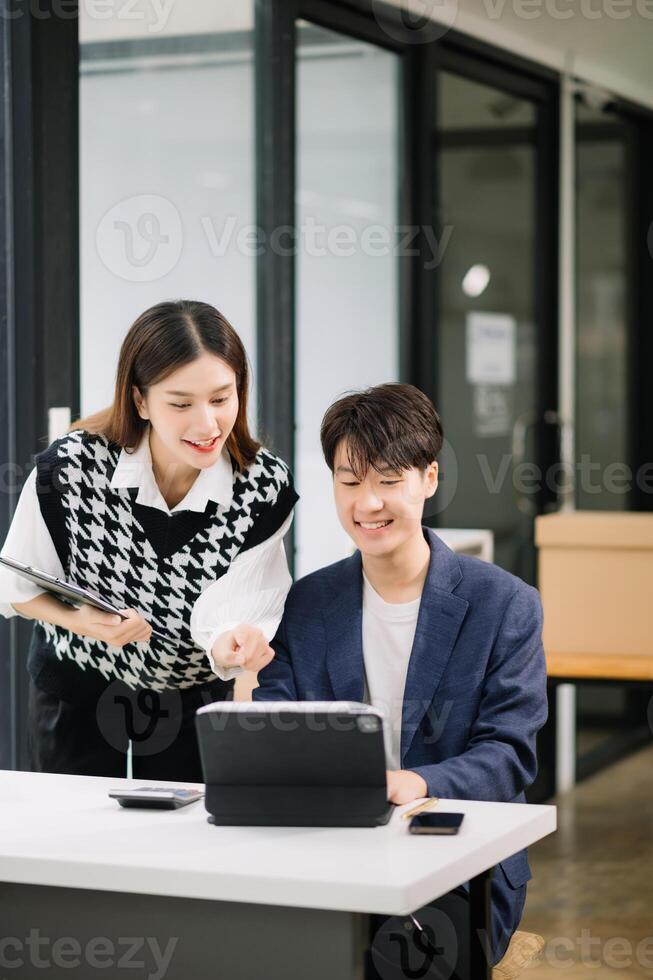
323, 551, 366, 702
401, 531, 469, 762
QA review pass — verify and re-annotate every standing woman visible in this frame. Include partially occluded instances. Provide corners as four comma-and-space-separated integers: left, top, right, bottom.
0, 300, 297, 780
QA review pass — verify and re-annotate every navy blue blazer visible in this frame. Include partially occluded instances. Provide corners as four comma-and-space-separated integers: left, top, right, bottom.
254, 528, 548, 960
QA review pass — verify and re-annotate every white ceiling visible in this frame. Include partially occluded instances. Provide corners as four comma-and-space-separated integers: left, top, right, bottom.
389, 0, 653, 109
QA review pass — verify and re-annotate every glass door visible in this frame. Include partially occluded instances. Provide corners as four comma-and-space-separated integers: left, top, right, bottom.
294, 21, 400, 577
431, 65, 558, 582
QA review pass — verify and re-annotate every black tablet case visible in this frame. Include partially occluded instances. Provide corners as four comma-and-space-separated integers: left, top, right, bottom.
195, 704, 393, 828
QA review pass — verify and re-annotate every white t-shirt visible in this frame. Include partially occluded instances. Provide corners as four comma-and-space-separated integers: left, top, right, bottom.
362, 573, 421, 770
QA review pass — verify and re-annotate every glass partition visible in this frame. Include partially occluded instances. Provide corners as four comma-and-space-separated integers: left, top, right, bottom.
295, 22, 400, 576
79, 7, 255, 417
434, 70, 539, 579
575, 102, 629, 510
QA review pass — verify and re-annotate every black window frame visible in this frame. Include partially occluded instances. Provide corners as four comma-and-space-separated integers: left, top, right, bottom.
573, 93, 653, 512
0, 3, 79, 770
618, 98, 653, 511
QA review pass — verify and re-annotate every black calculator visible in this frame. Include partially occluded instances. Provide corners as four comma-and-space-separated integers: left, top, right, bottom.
108, 787, 204, 809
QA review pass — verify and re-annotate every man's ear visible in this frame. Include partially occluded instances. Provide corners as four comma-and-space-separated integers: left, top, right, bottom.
132, 385, 149, 421
425, 460, 439, 498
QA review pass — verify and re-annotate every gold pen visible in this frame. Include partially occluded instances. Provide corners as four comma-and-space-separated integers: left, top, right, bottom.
401, 797, 439, 821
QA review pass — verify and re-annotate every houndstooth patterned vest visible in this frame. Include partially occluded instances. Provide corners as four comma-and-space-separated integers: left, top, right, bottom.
28, 430, 297, 695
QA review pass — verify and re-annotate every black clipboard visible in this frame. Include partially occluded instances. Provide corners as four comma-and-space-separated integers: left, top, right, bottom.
0, 554, 173, 642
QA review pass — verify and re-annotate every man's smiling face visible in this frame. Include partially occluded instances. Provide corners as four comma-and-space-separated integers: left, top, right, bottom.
332, 439, 438, 559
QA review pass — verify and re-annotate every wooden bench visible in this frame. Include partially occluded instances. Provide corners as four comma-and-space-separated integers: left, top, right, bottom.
547, 652, 653, 682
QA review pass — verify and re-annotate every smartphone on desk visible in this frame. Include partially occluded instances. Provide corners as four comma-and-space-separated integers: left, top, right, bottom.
109, 787, 204, 809
409, 812, 464, 835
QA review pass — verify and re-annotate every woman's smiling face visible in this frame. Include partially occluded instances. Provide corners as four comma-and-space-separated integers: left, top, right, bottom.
133, 352, 239, 473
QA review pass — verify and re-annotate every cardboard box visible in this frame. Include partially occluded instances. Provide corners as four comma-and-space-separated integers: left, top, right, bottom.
535, 512, 653, 657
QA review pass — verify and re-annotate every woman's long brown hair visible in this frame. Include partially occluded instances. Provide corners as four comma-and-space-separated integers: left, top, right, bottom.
72, 300, 260, 471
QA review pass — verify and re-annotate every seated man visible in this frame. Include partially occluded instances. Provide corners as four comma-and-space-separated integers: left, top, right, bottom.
254, 382, 547, 976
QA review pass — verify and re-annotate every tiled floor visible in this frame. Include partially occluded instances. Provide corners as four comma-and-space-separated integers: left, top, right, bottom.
520, 743, 653, 978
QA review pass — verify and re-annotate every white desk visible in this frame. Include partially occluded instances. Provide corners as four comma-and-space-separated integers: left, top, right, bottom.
0, 770, 556, 979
